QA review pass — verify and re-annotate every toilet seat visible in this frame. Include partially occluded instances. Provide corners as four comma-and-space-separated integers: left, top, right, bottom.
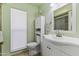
27, 42, 39, 49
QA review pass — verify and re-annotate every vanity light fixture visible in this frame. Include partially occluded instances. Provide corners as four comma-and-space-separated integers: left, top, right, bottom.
50, 3, 55, 7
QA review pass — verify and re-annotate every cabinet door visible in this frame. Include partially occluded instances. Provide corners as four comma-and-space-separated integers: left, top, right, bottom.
46, 40, 66, 56
41, 38, 68, 56
41, 39, 52, 56
56, 45, 79, 56
48, 41, 68, 56
53, 48, 67, 56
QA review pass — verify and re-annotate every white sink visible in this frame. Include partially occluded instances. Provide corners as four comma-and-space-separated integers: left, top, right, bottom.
43, 34, 79, 46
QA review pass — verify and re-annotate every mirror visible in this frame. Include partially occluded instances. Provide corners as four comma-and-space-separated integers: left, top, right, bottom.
54, 12, 70, 30
52, 3, 76, 32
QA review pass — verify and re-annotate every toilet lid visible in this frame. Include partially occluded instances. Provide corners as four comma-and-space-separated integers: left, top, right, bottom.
27, 42, 39, 48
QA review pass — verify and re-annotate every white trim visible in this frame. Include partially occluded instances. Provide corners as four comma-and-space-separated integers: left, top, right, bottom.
52, 11, 54, 30
68, 11, 72, 31
72, 4, 77, 32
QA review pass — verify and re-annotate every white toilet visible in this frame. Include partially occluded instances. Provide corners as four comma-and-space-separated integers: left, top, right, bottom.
27, 35, 41, 55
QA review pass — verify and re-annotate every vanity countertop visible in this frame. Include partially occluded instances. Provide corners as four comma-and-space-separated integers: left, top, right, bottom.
43, 34, 79, 47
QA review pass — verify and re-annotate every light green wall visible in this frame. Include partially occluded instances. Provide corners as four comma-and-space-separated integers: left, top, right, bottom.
39, 4, 51, 15
2, 3, 38, 56
54, 4, 72, 16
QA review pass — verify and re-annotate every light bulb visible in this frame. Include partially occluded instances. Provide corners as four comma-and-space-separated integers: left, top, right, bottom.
50, 3, 55, 7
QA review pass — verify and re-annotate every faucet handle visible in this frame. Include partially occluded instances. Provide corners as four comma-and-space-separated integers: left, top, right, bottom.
56, 30, 63, 37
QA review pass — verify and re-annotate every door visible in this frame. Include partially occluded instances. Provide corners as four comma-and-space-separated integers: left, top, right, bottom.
11, 8, 27, 52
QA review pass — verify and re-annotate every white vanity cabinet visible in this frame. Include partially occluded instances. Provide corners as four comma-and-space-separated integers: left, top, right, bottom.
41, 38, 67, 56
41, 35, 79, 56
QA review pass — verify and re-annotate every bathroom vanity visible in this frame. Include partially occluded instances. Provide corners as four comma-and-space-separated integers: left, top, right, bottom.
41, 34, 79, 56
41, 3, 78, 56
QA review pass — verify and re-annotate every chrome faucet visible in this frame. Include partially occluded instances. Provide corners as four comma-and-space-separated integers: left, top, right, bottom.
55, 30, 63, 37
